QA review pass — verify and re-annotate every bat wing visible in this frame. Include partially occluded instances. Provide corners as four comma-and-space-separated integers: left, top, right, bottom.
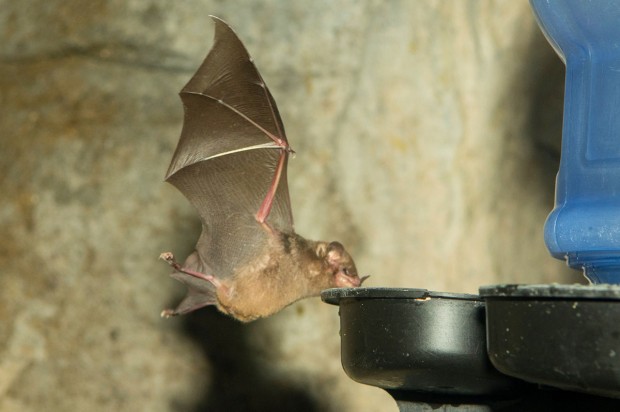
166, 16, 293, 282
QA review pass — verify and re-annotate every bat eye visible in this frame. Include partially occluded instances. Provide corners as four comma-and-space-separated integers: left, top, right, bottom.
342, 267, 350, 276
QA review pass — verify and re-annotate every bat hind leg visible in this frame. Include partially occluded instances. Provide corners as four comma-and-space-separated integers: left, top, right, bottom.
159, 252, 223, 289
159, 252, 226, 317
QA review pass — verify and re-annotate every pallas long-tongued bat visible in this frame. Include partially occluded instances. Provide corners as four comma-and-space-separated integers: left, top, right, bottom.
159, 16, 366, 322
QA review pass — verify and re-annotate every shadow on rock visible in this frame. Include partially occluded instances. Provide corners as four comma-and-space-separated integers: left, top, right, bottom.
180, 307, 326, 412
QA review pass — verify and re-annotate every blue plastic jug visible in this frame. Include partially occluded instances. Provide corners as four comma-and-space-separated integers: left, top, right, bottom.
531, 0, 620, 283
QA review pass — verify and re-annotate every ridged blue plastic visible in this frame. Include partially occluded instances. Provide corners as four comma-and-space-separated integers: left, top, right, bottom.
531, 0, 620, 283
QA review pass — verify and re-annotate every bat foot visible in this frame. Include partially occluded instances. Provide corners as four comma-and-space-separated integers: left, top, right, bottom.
160, 309, 177, 318
159, 251, 186, 271
159, 251, 175, 263
159, 251, 223, 288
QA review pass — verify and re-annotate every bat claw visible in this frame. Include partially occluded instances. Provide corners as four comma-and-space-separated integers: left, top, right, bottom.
160, 308, 177, 318
359, 275, 370, 285
159, 252, 185, 271
159, 252, 175, 263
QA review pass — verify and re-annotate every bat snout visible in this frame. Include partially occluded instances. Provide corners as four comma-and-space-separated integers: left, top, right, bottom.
334, 269, 364, 288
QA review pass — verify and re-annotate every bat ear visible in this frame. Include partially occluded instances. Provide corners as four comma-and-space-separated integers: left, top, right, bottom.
327, 241, 358, 276
315, 242, 328, 258
326, 241, 346, 265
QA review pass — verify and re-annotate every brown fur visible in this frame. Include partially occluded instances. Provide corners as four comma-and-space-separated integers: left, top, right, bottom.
215, 233, 347, 322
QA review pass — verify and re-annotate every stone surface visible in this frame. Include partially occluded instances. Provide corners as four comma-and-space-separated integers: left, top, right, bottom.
0, 1, 579, 411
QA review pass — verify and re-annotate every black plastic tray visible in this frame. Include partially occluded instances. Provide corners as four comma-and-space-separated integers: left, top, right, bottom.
322, 287, 523, 399
480, 284, 620, 399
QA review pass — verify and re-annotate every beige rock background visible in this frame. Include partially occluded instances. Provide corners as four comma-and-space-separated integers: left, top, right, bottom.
0, 1, 581, 411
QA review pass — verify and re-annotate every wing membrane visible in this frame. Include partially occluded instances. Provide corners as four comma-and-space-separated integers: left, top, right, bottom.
166, 17, 293, 278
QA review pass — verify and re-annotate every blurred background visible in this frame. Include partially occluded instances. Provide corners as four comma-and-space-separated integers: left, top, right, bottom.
0, 1, 581, 411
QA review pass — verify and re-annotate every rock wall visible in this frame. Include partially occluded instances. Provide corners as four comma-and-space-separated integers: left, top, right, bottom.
0, 1, 579, 411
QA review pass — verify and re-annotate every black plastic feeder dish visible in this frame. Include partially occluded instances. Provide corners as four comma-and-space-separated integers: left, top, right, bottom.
480, 284, 620, 399
321, 287, 524, 410
323, 286, 620, 411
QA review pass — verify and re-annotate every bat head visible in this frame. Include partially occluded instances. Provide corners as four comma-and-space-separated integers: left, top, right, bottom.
323, 241, 365, 288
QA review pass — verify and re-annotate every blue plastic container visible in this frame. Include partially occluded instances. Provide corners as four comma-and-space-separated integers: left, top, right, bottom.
531, 0, 620, 283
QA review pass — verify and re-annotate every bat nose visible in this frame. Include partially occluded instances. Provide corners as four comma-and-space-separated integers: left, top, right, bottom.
335, 270, 363, 288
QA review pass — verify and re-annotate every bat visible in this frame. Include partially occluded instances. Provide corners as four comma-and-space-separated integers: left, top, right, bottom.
159, 16, 367, 322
